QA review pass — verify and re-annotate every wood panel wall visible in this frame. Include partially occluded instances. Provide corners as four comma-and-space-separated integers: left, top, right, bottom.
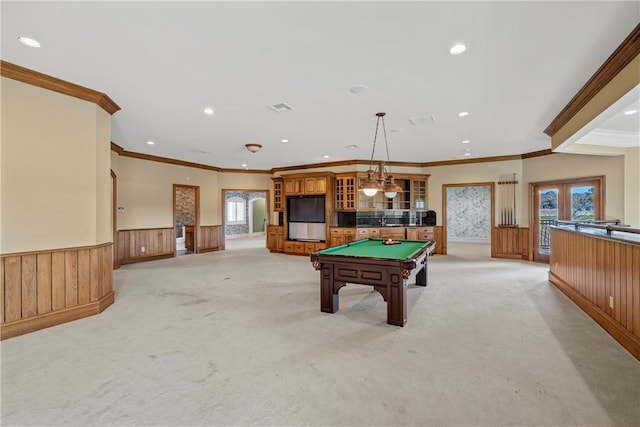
492, 226, 530, 260
198, 225, 225, 253
549, 228, 640, 360
116, 228, 174, 264
1, 243, 114, 340
433, 226, 445, 255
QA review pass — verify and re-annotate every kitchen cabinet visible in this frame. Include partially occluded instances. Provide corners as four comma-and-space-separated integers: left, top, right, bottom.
335, 175, 357, 211
266, 225, 284, 252
273, 178, 283, 212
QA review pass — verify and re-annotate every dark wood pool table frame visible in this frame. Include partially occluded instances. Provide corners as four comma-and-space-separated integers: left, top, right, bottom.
310, 239, 436, 326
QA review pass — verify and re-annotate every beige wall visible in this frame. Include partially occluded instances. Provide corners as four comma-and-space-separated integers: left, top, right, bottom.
114, 156, 272, 230
423, 160, 524, 226
624, 147, 640, 227
1, 77, 112, 253
522, 153, 625, 223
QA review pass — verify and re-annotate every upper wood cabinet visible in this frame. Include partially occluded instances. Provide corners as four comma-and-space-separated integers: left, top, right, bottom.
335, 175, 357, 211
305, 177, 326, 194
272, 178, 284, 211
284, 178, 304, 195
283, 174, 330, 196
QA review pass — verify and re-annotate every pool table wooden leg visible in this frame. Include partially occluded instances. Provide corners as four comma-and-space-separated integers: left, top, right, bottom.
415, 264, 427, 286
320, 265, 340, 313
387, 277, 407, 326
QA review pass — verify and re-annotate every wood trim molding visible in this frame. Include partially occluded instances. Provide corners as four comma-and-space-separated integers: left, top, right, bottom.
544, 23, 640, 137
1, 60, 121, 115
111, 146, 557, 177
521, 149, 554, 159
0, 242, 112, 258
1, 292, 115, 340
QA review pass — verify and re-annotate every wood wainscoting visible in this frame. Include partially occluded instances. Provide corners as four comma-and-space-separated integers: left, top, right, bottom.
1, 243, 114, 340
549, 227, 640, 360
116, 228, 174, 264
198, 225, 225, 253
492, 226, 530, 260
433, 226, 445, 255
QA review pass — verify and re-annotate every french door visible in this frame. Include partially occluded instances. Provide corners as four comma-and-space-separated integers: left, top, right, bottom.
531, 176, 604, 263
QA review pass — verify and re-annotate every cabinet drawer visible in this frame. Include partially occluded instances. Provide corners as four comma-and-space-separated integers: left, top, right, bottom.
294, 242, 305, 253
284, 241, 295, 252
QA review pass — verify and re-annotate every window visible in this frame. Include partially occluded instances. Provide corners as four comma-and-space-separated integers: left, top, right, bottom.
226, 197, 246, 224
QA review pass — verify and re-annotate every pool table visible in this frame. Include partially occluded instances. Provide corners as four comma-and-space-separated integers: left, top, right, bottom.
310, 238, 436, 326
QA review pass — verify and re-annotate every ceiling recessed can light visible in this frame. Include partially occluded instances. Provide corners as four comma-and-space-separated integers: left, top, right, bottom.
18, 36, 41, 48
464, 152, 472, 156
449, 43, 468, 55
623, 109, 637, 115
203, 107, 214, 115
323, 155, 330, 159
281, 139, 288, 143
461, 140, 470, 144
241, 164, 247, 167
147, 141, 155, 145
458, 111, 469, 117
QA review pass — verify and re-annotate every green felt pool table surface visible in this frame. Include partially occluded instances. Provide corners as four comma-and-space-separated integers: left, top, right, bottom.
317, 238, 430, 260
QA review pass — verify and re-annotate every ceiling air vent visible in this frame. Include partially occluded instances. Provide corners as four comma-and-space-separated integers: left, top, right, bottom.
408, 115, 435, 126
269, 102, 294, 113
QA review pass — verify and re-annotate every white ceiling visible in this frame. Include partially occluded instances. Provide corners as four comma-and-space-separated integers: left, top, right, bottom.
2, 1, 639, 170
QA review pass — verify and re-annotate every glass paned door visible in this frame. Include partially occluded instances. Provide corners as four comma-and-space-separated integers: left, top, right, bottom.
532, 178, 602, 263
534, 186, 562, 262
570, 186, 596, 221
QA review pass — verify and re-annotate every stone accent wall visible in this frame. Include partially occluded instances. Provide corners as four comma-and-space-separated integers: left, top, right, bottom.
175, 187, 196, 237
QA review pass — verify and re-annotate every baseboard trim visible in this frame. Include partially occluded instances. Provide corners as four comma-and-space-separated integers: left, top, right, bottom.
198, 247, 222, 254
548, 272, 640, 361
120, 253, 173, 265
0, 291, 115, 340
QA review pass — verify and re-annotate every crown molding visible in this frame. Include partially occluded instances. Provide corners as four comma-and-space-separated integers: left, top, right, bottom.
544, 23, 640, 137
1, 60, 121, 115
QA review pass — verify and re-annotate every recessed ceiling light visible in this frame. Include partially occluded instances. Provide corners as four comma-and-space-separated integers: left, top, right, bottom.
349, 85, 369, 94
461, 140, 470, 144
18, 36, 41, 48
623, 109, 637, 115
323, 155, 330, 159
464, 152, 472, 156
281, 139, 288, 143
449, 43, 468, 55
203, 107, 214, 115
241, 163, 247, 168
458, 111, 469, 117
147, 141, 155, 145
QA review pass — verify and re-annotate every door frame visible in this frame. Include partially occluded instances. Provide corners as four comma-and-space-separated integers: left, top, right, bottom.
529, 175, 605, 263
442, 182, 495, 252
111, 170, 120, 269
173, 184, 200, 256
221, 189, 270, 238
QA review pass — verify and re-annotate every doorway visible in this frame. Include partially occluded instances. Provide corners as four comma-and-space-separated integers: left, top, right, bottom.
174, 184, 200, 256
530, 176, 604, 263
443, 183, 495, 255
222, 189, 269, 240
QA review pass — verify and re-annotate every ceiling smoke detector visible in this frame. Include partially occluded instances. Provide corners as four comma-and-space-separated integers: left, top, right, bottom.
268, 103, 294, 113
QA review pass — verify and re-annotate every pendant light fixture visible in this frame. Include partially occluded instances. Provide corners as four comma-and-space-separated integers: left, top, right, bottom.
359, 112, 403, 198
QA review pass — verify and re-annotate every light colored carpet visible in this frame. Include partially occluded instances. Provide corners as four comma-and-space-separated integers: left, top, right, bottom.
1, 238, 639, 426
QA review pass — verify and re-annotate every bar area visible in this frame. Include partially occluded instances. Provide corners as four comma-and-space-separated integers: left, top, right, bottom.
549, 221, 640, 360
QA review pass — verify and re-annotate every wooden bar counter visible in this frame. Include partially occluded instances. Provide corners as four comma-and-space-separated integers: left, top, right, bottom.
549, 224, 640, 360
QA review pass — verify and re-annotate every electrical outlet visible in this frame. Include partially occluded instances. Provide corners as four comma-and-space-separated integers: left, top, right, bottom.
609, 296, 614, 309
141, 246, 146, 253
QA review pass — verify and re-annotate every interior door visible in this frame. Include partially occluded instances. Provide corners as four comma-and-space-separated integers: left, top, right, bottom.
532, 178, 601, 263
